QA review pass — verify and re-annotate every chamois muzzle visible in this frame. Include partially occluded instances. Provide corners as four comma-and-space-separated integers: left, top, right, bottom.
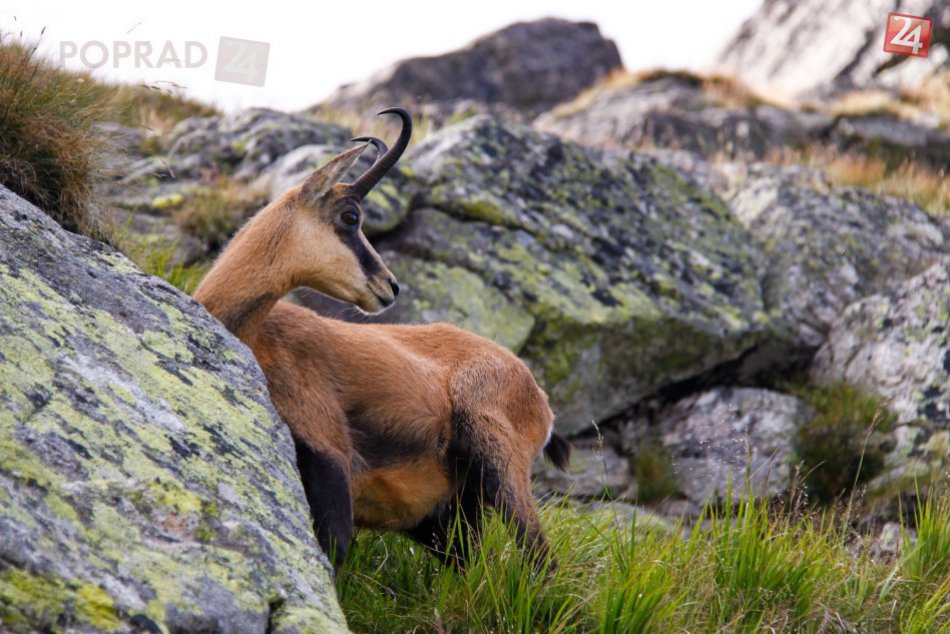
349, 107, 412, 199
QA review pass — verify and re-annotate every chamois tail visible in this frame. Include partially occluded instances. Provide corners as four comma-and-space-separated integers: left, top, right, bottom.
543, 432, 571, 471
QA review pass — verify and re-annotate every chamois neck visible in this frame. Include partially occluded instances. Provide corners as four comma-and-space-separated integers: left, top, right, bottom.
194, 200, 295, 345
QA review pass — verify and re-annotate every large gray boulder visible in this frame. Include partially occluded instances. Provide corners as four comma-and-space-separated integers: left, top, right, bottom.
535, 72, 832, 160
0, 186, 348, 633
649, 388, 813, 504
810, 260, 950, 491
371, 116, 772, 433
535, 72, 949, 168
165, 108, 352, 181
720, 164, 949, 354
316, 19, 622, 121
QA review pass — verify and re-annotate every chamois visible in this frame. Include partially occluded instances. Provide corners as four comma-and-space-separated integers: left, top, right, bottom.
195, 108, 570, 571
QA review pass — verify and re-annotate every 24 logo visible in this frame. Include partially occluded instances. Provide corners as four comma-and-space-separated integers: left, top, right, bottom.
883, 12, 933, 58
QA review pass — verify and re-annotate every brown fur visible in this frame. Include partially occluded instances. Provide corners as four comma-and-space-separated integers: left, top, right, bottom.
194, 143, 568, 571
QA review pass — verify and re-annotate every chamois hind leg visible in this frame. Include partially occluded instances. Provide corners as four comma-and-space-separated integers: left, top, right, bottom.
450, 409, 556, 570
294, 441, 353, 572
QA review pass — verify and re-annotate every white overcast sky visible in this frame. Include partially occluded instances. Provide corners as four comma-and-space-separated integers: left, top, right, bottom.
4, 0, 762, 112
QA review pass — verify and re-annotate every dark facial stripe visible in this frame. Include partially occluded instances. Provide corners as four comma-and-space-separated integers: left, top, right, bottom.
334, 226, 383, 278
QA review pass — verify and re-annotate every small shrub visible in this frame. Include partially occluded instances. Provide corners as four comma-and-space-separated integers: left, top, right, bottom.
792, 383, 896, 503
0, 34, 109, 237
173, 179, 268, 252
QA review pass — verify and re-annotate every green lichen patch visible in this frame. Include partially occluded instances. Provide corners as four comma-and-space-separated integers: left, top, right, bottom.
385, 255, 535, 352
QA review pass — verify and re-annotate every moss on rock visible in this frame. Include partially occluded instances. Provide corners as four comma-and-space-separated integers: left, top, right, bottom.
0, 186, 348, 633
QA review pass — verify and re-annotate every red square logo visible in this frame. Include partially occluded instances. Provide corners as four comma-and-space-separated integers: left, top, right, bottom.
883, 12, 933, 57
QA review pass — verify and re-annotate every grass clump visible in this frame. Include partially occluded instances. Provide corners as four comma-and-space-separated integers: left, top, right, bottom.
815, 153, 949, 216
629, 441, 678, 504
0, 33, 218, 240
173, 178, 267, 252
338, 488, 950, 633
105, 83, 217, 136
791, 383, 896, 504
0, 34, 110, 237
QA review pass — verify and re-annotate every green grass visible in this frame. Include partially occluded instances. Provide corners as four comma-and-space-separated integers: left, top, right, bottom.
791, 382, 896, 504
338, 488, 950, 633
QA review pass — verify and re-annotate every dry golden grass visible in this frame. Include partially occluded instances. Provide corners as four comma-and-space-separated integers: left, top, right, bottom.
776, 149, 950, 215
0, 34, 110, 237
812, 72, 950, 128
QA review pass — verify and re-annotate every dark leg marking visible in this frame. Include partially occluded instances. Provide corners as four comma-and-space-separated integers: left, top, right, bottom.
295, 440, 353, 571
445, 409, 555, 569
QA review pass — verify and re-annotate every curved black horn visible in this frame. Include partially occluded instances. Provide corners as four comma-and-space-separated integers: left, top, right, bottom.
350, 135, 389, 159
350, 107, 412, 199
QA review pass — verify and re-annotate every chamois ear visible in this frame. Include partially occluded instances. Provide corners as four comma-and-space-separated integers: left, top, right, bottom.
299, 144, 368, 205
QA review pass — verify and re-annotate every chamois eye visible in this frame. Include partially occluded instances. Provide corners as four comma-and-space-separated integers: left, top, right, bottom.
341, 210, 359, 226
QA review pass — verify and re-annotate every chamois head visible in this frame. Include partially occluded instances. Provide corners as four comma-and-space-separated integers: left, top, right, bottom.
288, 107, 412, 313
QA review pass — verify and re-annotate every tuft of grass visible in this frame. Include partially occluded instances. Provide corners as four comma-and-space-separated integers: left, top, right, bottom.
337, 488, 950, 633
903, 493, 950, 583
0, 33, 110, 237
791, 383, 896, 504
765, 146, 949, 216
134, 242, 210, 295
0, 32, 218, 241
172, 178, 267, 252
629, 442, 679, 504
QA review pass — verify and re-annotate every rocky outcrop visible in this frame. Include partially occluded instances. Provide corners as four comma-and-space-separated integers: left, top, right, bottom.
720, 163, 948, 354
811, 259, 950, 427
368, 116, 773, 433
535, 72, 950, 168
536, 73, 832, 160
315, 19, 622, 121
810, 260, 950, 492
0, 186, 347, 633
714, 0, 950, 97
163, 108, 352, 181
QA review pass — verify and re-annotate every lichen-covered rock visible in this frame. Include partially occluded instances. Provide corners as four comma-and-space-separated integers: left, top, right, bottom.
317, 18, 622, 121
381, 116, 772, 433
650, 388, 813, 503
535, 73, 832, 160
166, 108, 352, 180
811, 259, 950, 427
721, 163, 949, 353
0, 186, 347, 633
830, 114, 950, 170
535, 72, 947, 169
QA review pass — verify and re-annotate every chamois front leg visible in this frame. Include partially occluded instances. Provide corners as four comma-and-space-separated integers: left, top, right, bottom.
294, 441, 354, 572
